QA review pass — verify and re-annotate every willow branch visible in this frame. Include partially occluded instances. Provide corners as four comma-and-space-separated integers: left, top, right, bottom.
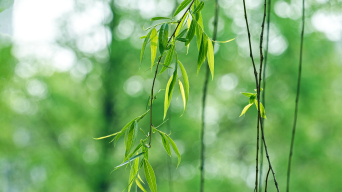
242, 0, 280, 191
149, 0, 195, 146
259, 0, 271, 190
265, 166, 271, 192
286, 0, 305, 191
200, 1, 219, 192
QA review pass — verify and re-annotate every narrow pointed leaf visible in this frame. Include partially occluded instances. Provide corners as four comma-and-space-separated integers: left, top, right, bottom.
159, 132, 171, 156
207, 39, 214, 79
128, 156, 139, 192
178, 80, 186, 110
160, 44, 175, 74
93, 131, 119, 140
214, 38, 235, 43
177, 61, 189, 104
114, 152, 144, 170
255, 100, 267, 119
175, 12, 188, 37
173, 0, 192, 17
150, 28, 158, 69
241, 92, 255, 98
141, 30, 153, 63
186, 18, 191, 54
143, 159, 157, 192
197, 33, 208, 73
158, 24, 169, 54
176, 29, 188, 39
239, 103, 253, 117
193, 1, 204, 14
164, 70, 178, 119
136, 178, 147, 192
185, 19, 196, 46
165, 134, 181, 167
150, 17, 172, 21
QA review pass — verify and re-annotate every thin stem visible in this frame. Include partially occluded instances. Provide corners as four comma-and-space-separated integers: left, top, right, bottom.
200, 1, 219, 192
286, 0, 305, 191
242, 0, 280, 191
149, 0, 195, 146
259, 0, 271, 190
265, 166, 271, 192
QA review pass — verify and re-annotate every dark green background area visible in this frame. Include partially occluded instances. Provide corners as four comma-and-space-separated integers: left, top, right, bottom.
1, 0, 341, 191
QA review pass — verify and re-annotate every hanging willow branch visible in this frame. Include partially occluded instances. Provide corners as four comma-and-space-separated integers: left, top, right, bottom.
200, 1, 219, 192
241, 0, 280, 191
286, 0, 305, 191
259, 0, 272, 190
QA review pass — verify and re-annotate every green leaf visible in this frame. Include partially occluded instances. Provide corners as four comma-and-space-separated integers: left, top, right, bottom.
164, 68, 178, 119
254, 88, 263, 92
207, 39, 214, 79
126, 143, 142, 161
185, 19, 196, 46
197, 33, 208, 73
143, 159, 157, 192
249, 94, 256, 104
135, 178, 147, 192
125, 122, 137, 156
175, 12, 188, 37
255, 100, 267, 119
150, 17, 172, 21
186, 18, 191, 54
176, 38, 187, 42
159, 132, 171, 156
150, 28, 158, 69
241, 92, 255, 98
176, 29, 188, 39
178, 61, 189, 105
128, 155, 139, 192
195, 20, 203, 50
165, 134, 181, 167
158, 23, 169, 54
140, 30, 153, 63
93, 131, 120, 140
179, 80, 186, 110
193, 1, 204, 14
213, 38, 235, 44
114, 152, 144, 170
159, 43, 175, 74
239, 103, 253, 117
173, 0, 192, 17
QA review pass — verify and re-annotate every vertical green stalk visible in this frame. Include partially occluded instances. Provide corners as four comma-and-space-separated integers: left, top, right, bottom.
259, 0, 271, 190
286, 0, 305, 191
200, 1, 219, 191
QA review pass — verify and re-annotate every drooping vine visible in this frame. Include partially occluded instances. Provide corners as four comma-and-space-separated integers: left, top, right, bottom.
286, 0, 305, 191
200, 0, 219, 191
240, 0, 280, 191
259, 0, 272, 190
94, 0, 233, 191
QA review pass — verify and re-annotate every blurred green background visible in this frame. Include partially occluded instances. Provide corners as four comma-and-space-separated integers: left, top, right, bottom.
1, 0, 341, 191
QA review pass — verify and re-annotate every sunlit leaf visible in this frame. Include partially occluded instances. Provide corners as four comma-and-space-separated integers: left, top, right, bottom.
128, 156, 139, 192
178, 80, 186, 110
150, 28, 158, 69
178, 61, 189, 104
255, 100, 267, 119
163, 67, 178, 119
213, 38, 235, 43
150, 17, 172, 21
135, 178, 147, 192
249, 94, 256, 104
165, 134, 181, 167
186, 17, 191, 54
241, 92, 255, 98
140, 29, 153, 63
175, 12, 188, 37
143, 159, 157, 192
207, 39, 214, 79
176, 29, 188, 39
173, 0, 192, 17
197, 33, 208, 73
239, 103, 253, 117
93, 131, 120, 140
159, 132, 171, 156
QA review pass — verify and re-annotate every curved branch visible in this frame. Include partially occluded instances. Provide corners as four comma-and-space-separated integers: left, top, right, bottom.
200, 1, 219, 192
286, 0, 305, 191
